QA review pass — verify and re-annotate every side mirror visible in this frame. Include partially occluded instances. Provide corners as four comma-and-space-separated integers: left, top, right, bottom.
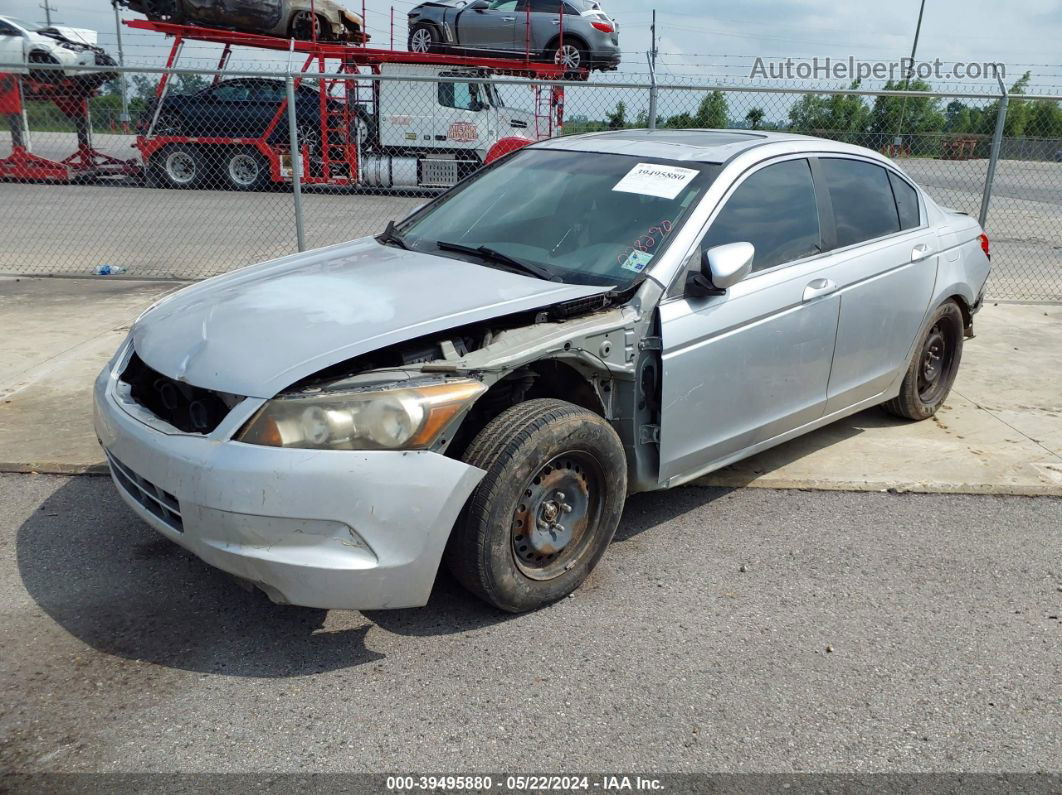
469, 0, 490, 9
686, 242, 755, 297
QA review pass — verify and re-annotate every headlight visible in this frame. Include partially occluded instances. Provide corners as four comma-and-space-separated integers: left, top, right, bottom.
237, 379, 486, 451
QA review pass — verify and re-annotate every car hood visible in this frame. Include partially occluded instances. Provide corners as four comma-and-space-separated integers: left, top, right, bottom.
132, 237, 611, 399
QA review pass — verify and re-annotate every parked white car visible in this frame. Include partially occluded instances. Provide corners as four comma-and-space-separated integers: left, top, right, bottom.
0, 16, 115, 87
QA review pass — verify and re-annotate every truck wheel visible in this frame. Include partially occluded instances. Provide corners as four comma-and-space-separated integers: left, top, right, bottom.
154, 145, 203, 189
883, 300, 965, 421
408, 23, 440, 54
446, 399, 627, 613
223, 148, 269, 191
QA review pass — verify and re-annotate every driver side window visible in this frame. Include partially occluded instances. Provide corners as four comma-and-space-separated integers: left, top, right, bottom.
701, 158, 821, 273
439, 81, 481, 111
491, 1, 520, 10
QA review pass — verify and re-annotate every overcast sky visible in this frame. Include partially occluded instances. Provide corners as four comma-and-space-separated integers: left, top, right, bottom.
4, 0, 1060, 94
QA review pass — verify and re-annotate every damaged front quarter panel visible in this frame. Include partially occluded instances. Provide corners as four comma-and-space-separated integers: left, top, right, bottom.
282, 278, 668, 493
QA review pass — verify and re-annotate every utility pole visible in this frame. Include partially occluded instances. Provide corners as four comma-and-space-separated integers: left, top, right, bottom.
112, 0, 130, 129
40, 0, 55, 26
894, 0, 927, 150
647, 9, 658, 130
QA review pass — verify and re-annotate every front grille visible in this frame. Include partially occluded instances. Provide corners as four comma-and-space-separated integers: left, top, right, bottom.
106, 452, 183, 532
120, 353, 241, 434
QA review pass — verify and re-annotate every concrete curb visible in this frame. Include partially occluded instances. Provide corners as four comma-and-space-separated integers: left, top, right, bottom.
3, 460, 1060, 498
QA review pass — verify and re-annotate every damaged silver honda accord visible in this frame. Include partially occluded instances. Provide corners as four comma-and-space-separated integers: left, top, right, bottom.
95, 129, 991, 612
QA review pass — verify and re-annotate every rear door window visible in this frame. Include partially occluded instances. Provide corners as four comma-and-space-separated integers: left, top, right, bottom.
820, 158, 901, 247
889, 171, 921, 230
701, 158, 822, 272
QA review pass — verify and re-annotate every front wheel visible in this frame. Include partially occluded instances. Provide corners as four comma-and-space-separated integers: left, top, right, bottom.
446, 399, 627, 613
408, 23, 440, 54
883, 300, 965, 420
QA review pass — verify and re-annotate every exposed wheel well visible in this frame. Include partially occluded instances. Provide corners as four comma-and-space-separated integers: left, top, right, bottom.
545, 34, 589, 55
446, 359, 605, 460
944, 294, 974, 333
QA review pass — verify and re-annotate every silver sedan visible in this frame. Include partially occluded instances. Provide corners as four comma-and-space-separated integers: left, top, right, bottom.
95, 130, 991, 613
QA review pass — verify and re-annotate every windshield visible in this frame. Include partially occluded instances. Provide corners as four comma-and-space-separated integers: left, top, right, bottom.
398, 149, 716, 287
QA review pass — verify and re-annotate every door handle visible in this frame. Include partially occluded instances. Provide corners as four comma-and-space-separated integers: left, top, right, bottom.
911, 243, 933, 262
802, 278, 837, 302
551, 19, 561, 24
502, 16, 515, 21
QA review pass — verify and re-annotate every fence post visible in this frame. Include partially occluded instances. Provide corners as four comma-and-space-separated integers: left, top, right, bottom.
286, 74, 307, 253
978, 81, 1009, 230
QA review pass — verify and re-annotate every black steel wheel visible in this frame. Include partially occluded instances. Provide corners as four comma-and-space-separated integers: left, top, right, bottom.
446, 399, 627, 612
884, 300, 965, 420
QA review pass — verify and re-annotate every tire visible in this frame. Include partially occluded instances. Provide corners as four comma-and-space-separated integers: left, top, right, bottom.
152, 144, 203, 189
290, 11, 324, 41
408, 23, 441, 54
550, 39, 590, 79
154, 113, 186, 136
143, 0, 181, 20
445, 399, 627, 613
350, 108, 377, 149
883, 300, 965, 420
222, 147, 269, 191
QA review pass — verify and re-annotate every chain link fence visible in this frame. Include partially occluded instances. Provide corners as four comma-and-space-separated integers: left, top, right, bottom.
1, 62, 1060, 300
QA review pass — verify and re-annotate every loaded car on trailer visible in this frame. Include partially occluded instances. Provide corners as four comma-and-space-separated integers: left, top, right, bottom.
117, 0, 367, 42
408, 0, 621, 74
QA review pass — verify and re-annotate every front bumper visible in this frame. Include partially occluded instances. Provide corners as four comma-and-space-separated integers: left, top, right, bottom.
93, 355, 485, 610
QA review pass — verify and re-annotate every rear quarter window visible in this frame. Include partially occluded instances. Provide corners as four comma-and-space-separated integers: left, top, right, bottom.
889, 171, 921, 230
820, 158, 901, 248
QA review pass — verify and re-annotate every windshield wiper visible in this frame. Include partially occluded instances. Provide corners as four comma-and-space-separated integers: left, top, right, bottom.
435, 240, 558, 282
376, 220, 409, 250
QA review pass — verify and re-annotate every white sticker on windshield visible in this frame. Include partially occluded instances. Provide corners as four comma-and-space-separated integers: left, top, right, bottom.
613, 163, 699, 200
621, 250, 654, 273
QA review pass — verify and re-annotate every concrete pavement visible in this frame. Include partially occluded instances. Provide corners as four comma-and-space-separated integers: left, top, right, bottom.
2, 475, 1060, 773
1, 274, 1060, 494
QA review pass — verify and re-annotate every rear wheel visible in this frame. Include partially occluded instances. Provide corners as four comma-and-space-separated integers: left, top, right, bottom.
222, 147, 269, 191
408, 23, 441, 54
152, 144, 203, 189
883, 300, 965, 420
290, 11, 324, 40
445, 399, 627, 613
551, 40, 590, 79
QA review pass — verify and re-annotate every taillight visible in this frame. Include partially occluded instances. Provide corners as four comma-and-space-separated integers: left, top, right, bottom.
979, 233, 990, 258
590, 20, 615, 33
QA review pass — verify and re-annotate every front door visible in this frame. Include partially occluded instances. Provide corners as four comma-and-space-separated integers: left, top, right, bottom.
658, 157, 841, 484
456, 2, 519, 53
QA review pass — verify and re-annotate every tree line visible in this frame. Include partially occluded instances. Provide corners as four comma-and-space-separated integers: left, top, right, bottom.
569, 71, 1062, 142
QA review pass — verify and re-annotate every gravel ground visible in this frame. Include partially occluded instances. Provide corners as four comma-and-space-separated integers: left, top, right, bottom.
1, 473, 1060, 775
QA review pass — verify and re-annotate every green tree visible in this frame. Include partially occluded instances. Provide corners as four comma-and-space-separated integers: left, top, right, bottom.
663, 112, 694, 129
868, 79, 945, 138
694, 90, 728, 128
605, 100, 627, 130
1027, 98, 1062, 138
745, 107, 765, 130
788, 81, 870, 142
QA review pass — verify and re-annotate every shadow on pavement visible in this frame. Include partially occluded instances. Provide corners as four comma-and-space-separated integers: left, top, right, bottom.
17, 477, 735, 672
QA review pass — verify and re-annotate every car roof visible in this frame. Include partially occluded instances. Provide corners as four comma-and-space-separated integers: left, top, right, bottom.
532, 129, 844, 164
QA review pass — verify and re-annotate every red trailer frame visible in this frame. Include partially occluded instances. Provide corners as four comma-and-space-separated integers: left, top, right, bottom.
0, 72, 141, 182
128, 18, 573, 189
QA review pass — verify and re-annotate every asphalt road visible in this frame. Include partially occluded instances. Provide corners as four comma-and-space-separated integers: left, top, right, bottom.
1, 473, 1060, 774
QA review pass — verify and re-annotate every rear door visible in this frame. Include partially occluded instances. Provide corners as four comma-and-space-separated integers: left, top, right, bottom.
813, 157, 938, 413
457, 1, 519, 53
658, 157, 841, 483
